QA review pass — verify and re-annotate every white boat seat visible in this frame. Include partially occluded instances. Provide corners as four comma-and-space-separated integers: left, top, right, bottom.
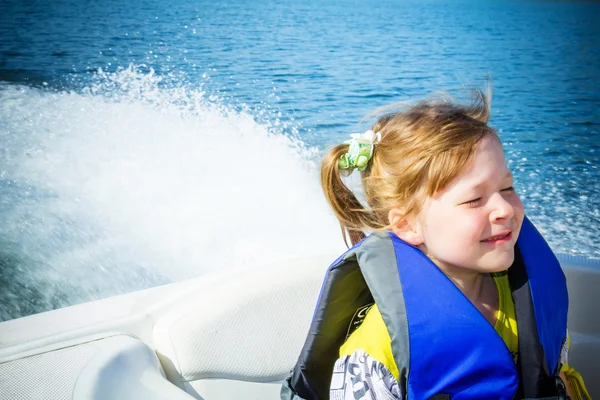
0, 333, 194, 400
153, 257, 326, 399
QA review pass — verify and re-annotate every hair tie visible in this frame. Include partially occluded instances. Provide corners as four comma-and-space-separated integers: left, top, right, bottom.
338, 130, 382, 175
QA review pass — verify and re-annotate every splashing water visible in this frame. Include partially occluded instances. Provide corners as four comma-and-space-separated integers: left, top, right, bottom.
0, 66, 345, 321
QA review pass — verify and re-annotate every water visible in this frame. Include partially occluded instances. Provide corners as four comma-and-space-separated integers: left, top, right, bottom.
0, 0, 599, 321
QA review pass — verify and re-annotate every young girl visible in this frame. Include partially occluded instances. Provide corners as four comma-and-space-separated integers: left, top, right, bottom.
281, 91, 590, 400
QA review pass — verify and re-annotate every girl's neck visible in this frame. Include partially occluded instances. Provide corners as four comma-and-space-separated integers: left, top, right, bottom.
419, 246, 492, 303
440, 266, 488, 302
433, 262, 499, 326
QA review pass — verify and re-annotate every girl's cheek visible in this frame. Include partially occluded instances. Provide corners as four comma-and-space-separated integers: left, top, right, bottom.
463, 212, 488, 240
508, 194, 525, 219
508, 191, 524, 209
514, 195, 525, 212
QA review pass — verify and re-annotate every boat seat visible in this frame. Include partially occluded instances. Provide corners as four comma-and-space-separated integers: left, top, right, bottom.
562, 256, 600, 385
153, 257, 325, 399
0, 333, 194, 400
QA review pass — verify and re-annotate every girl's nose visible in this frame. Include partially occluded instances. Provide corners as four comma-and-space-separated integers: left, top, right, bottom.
490, 192, 515, 221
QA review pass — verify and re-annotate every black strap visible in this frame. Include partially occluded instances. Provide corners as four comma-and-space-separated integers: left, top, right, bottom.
518, 375, 570, 399
523, 397, 566, 400
509, 246, 555, 398
509, 252, 570, 400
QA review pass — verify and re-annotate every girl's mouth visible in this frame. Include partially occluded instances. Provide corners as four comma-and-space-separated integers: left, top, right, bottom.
481, 232, 512, 243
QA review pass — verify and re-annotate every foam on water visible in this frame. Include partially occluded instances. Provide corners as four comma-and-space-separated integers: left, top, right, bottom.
0, 66, 345, 320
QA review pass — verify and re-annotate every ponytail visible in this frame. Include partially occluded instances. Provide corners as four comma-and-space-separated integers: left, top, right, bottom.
320, 145, 378, 247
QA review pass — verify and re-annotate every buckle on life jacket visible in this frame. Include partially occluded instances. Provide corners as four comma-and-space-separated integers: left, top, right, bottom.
553, 375, 569, 400
522, 376, 570, 400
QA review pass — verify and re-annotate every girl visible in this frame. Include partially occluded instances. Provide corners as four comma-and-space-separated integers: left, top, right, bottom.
281, 91, 589, 400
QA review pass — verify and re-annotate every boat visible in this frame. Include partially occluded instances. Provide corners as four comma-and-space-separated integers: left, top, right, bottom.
0, 253, 598, 399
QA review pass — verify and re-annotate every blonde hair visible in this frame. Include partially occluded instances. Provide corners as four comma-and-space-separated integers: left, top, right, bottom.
321, 90, 498, 246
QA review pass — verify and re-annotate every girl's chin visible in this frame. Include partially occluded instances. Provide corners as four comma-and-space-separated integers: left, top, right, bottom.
482, 252, 516, 272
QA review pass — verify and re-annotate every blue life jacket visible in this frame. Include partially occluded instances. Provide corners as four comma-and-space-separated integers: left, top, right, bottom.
281, 217, 569, 400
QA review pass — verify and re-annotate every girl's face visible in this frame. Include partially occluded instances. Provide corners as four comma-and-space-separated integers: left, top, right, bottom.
415, 134, 524, 274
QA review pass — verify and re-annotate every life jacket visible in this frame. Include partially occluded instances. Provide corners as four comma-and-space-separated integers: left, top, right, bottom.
281, 217, 569, 400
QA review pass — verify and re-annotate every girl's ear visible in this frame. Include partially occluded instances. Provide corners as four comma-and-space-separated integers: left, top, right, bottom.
388, 208, 424, 246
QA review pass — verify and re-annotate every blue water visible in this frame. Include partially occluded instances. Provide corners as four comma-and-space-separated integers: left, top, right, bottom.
0, 0, 599, 321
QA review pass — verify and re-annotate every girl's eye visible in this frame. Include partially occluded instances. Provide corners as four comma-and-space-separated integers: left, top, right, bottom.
501, 186, 515, 192
465, 197, 482, 206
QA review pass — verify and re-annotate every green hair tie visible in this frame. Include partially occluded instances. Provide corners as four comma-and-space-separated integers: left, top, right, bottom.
338, 130, 382, 175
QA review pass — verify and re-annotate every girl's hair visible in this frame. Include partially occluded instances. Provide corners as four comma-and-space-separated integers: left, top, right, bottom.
321, 90, 497, 246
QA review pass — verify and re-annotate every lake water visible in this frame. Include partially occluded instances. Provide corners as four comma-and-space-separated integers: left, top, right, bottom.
0, 0, 599, 321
